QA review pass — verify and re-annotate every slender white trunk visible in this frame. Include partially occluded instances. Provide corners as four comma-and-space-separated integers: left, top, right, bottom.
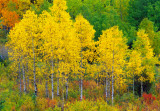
57, 60, 60, 96
66, 78, 68, 100
79, 78, 80, 92
80, 49, 83, 101
26, 63, 29, 93
133, 75, 134, 95
112, 50, 114, 106
51, 59, 54, 99
32, 37, 37, 96
62, 78, 64, 111
97, 73, 99, 87
106, 75, 108, 102
22, 65, 26, 93
57, 77, 60, 96
80, 78, 83, 101
108, 78, 110, 98
141, 79, 143, 97
18, 62, 21, 94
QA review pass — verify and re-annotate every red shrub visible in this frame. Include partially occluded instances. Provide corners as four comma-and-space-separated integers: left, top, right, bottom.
46, 98, 57, 108
142, 92, 156, 104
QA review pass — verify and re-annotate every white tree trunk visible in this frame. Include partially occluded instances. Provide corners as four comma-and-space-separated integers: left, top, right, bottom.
141, 79, 143, 97
106, 74, 108, 102
32, 37, 37, 96
80, 78, 83, 101
133, 75, 134, 95
112, 50, 114, 106
62, 78, 64, 111
57, 77, 60, 96
51, 59, 54, 99
22, 65, 26, 93
18, 62, 22, 94
66, 78, 68, 100
80, 50, 83, 101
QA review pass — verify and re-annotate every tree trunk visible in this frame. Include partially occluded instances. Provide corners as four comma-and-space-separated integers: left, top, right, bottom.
108, 78, 110, 98
45, 80, 49, 98
18, 62, 22, 94
80, 50, 83, 101
32, 37, 37, 96
61, 78, 64, 111
27, 76, 29, 93
79, 78, 81, 92
26, 63, 29, 93
133, 75, 134, 95
112, 50, 114, 106
141, 79, 143, 97
80, 78, 83, 101
66, 78, 68, 100
22, 65, 26, 93
51, 59, 54, 99
97, 73, 99, 87
106, 74, 108, 102
57, 77, 60, 96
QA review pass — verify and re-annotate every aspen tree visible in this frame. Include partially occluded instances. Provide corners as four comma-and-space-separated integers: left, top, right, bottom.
127, 50, 142, 95
7, 10, 41, 96
98, 26, 128, 105
6, 20, 29, 94
74, 14, 95, 101
133, 29, 158, 96
50, 0, 73, 97
40, 10, 58, 99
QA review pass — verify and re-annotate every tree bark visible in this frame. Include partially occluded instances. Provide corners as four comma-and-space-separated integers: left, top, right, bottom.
61, 78, 64, 111
66, 78, 68, 100
80, 78, 83, 101
18, 62, 22, 94
51, 59, 54, 99
106, 75, 108, 102
32, 37, 37, 96
57, 77, 60, 96
97, 73, 99, 87
26, 63, 29, 93
133, 75, 134, 95
27, 76, 29, 93
22, 65, 26, 93
141, 79, 143, 97
112, 50, 114, 106
80, 49, 83, 101
108, 78, 110, 98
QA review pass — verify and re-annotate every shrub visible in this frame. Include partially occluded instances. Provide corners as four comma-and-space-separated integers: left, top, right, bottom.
65, 99, 118, 111
142, 92, 156, 104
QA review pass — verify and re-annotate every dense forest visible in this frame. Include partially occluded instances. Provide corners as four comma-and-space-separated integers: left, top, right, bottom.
0, 0, 160, 110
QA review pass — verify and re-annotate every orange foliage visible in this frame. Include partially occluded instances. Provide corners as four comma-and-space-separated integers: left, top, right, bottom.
0, 0, 8, 14
1, 9, 19, 28
0, 0, 18, 14
83, 80, 97, 90
46, 98, 57, 108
